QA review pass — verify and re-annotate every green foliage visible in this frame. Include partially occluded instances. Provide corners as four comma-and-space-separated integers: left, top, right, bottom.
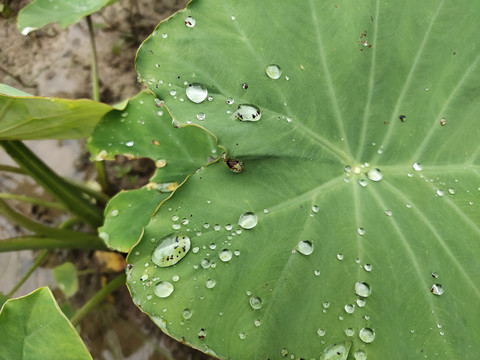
17, 0, 119, 35
111, 0, 480, 359
0, 287, 92, 360
53, 262, 79, 298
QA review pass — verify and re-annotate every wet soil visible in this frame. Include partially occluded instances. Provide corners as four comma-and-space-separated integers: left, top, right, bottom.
0, 1, 214, 359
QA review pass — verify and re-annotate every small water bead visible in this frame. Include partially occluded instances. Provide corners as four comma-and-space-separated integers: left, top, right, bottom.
323, 302, 330, 309
239, 332, 246, 339
356, 298, 366, 307
110, 209, 119, 217
234, 250, 241, 256
355, 258, 360, 264
297, 240, 314, 255
436, 189, 445, 196
192, 246, 199, 254
281, 348, 289, 357
345, 328, 355, 336
172, 223, 181, 230
235, 104, 262, 121
317, 328, 325, 336
312, 205, 319, 213
201, 258, 211, 268
314, 270, 321, 276
238, 212, 258, 229
353, 350, 367, 360
367, 168, 383, 182
185, 16, 196, 27
358, 179, 368, 187
206, 279, 216, 288
154, 281, 174, 298
207, 96, 213, 101
384, 210, 392, 216
126, 141, 134, 147
249, 296, 263, 310
156, 159, 167, 168
359, 327, 375, 343
413, 162, 423, 171
344, 304, 355, 313
213, 224, 221, 231
186, 83, 208, 103
265, 64, 282, 79
337, 253, 344, 260
140, 274, 148, 282
355, 282, 371, 297
183, 308, 193, 319
431, 283, 445, 295
448, 188, 456, 195
431, 272, 439, 278
196, 112, 206, 120
198, 329, 206, 339
209, 243, 216, 250
358, 228, 365, 235
162, 33, 167, 38
219, 249, 233, 262
172, 275, 180, 282
254, 319, 262, 327
151, 234, 191, 267
169, 89, 176, 96
320, 343, 350, 360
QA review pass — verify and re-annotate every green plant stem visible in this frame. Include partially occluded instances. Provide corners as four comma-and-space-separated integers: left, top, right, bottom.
0, 164, 26, 174
0, 192, 66, 210
0, 140, 103, 227
0, 235, 107, 252
6, 250, 49, 298
70, 273, 126, 326
64, 177, 110, 205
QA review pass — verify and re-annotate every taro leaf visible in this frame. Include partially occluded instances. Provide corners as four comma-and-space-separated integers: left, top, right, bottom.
0, 287, 92, 360
129, 0, 480, 359
53, 262, 78, 298
17, 0, 119, 35
0, 90, 112, 140
89, 91, 220, 252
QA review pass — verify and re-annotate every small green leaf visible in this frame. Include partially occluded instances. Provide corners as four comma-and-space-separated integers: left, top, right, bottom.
0, 91, 112, 140
17, 0, 120, 35
0, 84, 32, 97
0, 287, 92, 360
53, 262, 79, 298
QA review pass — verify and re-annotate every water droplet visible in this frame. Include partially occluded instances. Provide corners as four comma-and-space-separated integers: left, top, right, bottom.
140, 274, 148, 282
234, 250, 241, 256
384, 210, 392, 216
413, 162, 423, 171
198, 328, 206, 339
151, 234, 191, 267
448, 188, 456, 195
367, 168, 383, 182
225, 224, 233, 231
186, 83, 208, 103
359, 327, 375, 343
317, 328, 325, 336
323, 301, 330, 308
356, 298, 366, 307
320, 342, 351, 360
440, 117, 446, 126
183, 308, 192, 319
172, 275, 179, 282
345, 328, 354, 336
239, 332, 246, 339
162, 33, 167, 38
314, 269, 321, 276
126, 141, 134, 147
235, 104, 262, 122
337, 253, 344, 261
249, 296, 263, 310
110, 209, 119, 217
209, 243, 216, 250
185, 16, 196, 27
312, 205, 319, 213
436, 189, 445, 196
364, 263, 372, 271
169, 89, 176, 96
201, 258, 211, 269
206, 279, 216, 288
297, 240, 314, 255
353, 350, 367, 360
431, 272, 439, 278
254, 319, 262, 327
238, 212, 258, 229
344, 304, 355, 313
357, 227, 365, 235
154, 281, 174, 298
171, 215, 179, 221
196, 112, 206, 120
354, 282, 371, 297
358, 179, 367, 187
431, 283, 445, 295
281, 348, 289, 357
156, 159, 167, 168
219, 249, 233, 262
241, 83, 248, 89
265, 64, 282, 79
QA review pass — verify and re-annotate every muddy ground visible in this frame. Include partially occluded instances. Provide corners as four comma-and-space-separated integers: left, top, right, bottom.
0, 1, 214, 359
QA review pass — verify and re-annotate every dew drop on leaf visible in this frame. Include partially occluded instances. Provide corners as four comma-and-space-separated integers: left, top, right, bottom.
358, 227, 365, 235
126, 141, 134, 147
317, 328, 325, 336
249, 296, 263, 310
154, 281, 174, 298
201, 258, 211, 269
364, 263, 372, 272
297, 240, 314, 255
186, 83, 208, 103
185, 16, 196, 27
354, 282, 371, 297
235, 104, 262, 122
206, 279, 216, 288
320, 342, 351, 360
238, 212, 258, 229
265, 64, 282, 79
312, 205, 319, 213
151, 234, 191, 267
345, 328, 355, 336
431, 283, 445, 295
366, 168, 383, 181
239, 332, 246, 339
344, 304, 355, 313
353, 350, 367, 360
359, 327, 375, 343
196, 112, 206, 120
413, 162, 423, 171
219, 249, 233, 262
183, 308, 193, 319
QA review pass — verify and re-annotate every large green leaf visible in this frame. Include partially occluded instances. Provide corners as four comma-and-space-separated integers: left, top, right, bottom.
0, 89, 112, 140
127, 0, 480, 359
0, 287, 92, 360
17, 0, 119, 35
89, 91, 220, 252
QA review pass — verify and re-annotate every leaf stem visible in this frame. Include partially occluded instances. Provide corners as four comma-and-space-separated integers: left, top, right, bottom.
86, 15, 100, 103
0, 164, 26, 174
6, 250, 49, 298
0, 192, 66, 210
70, 273, 126, 326
0, 235, 107, 252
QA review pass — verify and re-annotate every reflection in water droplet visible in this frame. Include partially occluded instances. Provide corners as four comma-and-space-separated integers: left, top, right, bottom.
206, 279, 216, 288
413, 162, 423, 171
154, 281, 174, 298
238, 212, 258, 229
345, 328, 354, 336
219, 249, 233, 262
201, 258, 211, 268
436, 189, 445, 196
185, 16, 196, 27
239, 332, 246, 339
249, 296, 263, 310
126, 141, 134, 147
358, 228, 365, 235
198, 328, 206, 339
314, 270, 321, 276
183, 308, 193, 319
354, 350, 367, 360
254, 319, 262, 327
297, 240, 314, 255
355, 282, 371, 297
151, 234, 191, 267
320, 342, 351, 360
364, 263, 372, 271
337, 253, 344, 261
312, 205, 320, 213
448, 188, 456, 195
186, 83, 208, 103
196, 112, 206, 120
265, 64, 282, 79
356, 298, 366, 307
431, 283, 445, 295
367, 168, 383, 182
235, 104, 262, 121
359, 327, 375, 343
359, 179, 367, 187
317, 328, 325, 336
344, 304, 355, 313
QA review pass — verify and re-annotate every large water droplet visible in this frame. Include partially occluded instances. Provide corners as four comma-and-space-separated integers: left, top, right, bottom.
219, 249, 233, 262
186, 83, 208, 103
154, 281, 174, 298
235, 104, 262, 122
151, 234, 191, 267
238, 212, 258, 229
297, 240, 314, 255
353, 350, 367, 360
249, 296, 263, 309
359, 327, 375, 343
320, 342, 352, 360
206, 279, 216, 288
354, 282, 371, 297
344, 304, 355, 314
185, 16, 196, 27
265, 64, 282, 79
413, 162, 423, 171
367, 168, 383, 182
431, 283, 445, 296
